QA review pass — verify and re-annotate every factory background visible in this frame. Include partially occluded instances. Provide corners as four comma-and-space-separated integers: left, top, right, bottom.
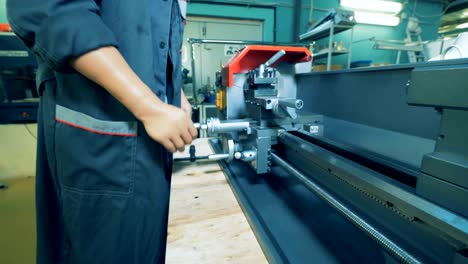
0, 0, 444, 60
0, 0, 447, 179
1, 0, 466, 263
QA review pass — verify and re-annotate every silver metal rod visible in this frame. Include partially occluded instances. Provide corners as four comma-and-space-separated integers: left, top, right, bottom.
208, 153, 230, 161
190, 42, 199, 104
174, 153, 229, 162
278, 98, 304, 110
205, 118, 250, 134
327, 22, 334, 71
209, 121, 250, 134
195, 118, 251, 134
271, 153, 422, 264
193, 123, 208, 130
265, 50, 286, 67
347, 27, 354, 69
187, 38, 310, 47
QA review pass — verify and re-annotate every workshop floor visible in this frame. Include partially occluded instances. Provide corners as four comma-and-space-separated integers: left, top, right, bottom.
0, 177, 36, 264
0, 140, 266, 264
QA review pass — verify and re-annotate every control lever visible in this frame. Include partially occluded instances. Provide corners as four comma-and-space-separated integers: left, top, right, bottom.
273, 98, 305, 119
264, 50, 286, 67
193, 118, 251, 134
278, 98, 304, 110
259, 50, 286, 78
174, 145, 230, 163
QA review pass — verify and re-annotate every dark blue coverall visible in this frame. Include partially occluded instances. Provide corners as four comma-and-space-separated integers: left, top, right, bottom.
7, 0, 185, 263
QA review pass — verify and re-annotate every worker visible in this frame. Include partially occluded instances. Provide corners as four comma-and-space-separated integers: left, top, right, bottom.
6, 0, 196, 263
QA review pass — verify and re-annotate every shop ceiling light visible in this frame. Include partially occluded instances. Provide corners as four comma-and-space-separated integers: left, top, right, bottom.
354, 11, 401, 26
341, 0, 403, 14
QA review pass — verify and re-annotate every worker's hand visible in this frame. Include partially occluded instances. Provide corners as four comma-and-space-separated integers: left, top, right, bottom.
140, 100, 198, 153
181, 90, 192, 119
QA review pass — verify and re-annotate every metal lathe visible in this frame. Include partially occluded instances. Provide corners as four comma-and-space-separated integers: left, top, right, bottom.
192, 45, 468, 264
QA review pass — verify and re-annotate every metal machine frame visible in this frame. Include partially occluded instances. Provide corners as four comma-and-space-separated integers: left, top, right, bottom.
193, 48, 468, 263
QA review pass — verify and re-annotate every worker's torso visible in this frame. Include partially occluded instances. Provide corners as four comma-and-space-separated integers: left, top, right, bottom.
29, 2, 187, 263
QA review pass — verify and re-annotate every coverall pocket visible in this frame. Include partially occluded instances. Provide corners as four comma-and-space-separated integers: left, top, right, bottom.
54, 105, 138, 195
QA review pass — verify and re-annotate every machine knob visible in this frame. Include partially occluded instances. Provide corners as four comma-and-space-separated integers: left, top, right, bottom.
279, 98, 304, 110
272, 98, 305, 119
234, 150, 257, 162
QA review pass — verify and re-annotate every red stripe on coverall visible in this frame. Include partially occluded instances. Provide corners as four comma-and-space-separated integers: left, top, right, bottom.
55, 118, 137, 137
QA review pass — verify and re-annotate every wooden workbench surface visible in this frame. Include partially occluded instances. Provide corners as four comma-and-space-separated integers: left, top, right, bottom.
167, 138, 267, 264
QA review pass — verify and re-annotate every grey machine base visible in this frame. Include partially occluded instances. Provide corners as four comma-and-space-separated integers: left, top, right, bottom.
212, 135, 467, 264
212, 140, 403, 263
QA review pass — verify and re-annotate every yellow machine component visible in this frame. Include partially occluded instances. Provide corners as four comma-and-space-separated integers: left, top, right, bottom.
216, 87, 226, 110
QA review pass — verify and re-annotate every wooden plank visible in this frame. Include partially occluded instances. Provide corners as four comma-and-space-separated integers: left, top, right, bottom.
167, 138, 267, 263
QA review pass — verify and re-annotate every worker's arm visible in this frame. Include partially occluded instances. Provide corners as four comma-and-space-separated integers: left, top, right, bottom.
181, 90, 193, 119
7, 0, 197, 152
70, 46, 197, 153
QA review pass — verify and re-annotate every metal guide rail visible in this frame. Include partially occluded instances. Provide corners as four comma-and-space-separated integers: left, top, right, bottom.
209, 131, 468, 264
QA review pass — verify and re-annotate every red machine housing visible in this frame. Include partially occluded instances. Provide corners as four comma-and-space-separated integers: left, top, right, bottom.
221, 45, 312, 87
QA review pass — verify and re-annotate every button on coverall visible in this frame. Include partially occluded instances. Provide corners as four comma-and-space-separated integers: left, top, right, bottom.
7, 0, 185, 263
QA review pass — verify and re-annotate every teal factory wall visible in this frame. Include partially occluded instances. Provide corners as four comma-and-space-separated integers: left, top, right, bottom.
187, 2, 276, 41
0, 0, 6, 23
0, 0, 445, 64
187, 1, 295, 43
300, 0, 444, 65
186, 0, 444, 65
186, 0, 443, 64
0, 0, 288, 41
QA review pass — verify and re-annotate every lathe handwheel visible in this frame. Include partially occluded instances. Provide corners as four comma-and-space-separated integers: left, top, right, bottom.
221, 135, 235, 162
